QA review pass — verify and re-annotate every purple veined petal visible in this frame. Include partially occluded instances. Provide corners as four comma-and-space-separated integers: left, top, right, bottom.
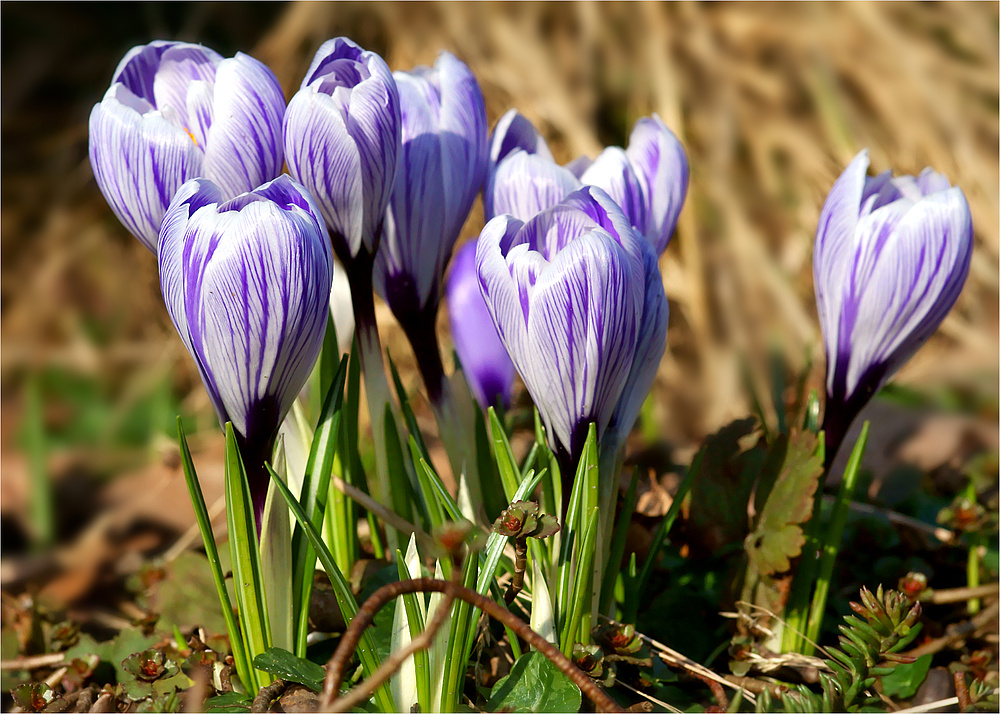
580, 146, 647, 235
447, 241, 516, 410
431, 51, 489, 244
302, 37, 367, 88
489, 109, 553, 169
202, 53, 286, 199
157, 178, 228, 414
486, 109, 553, 219
284, 88, 365, 254
915, 168, 952, 196
836, 187, 972, 399
490, 150, 581, 222
523, 230, 643, 454
565, 156, 593, 179
813, 150, 870, 370
112, 41, 221, 104
159, 176, 333, 442
285, 38, 400, 260
476, 214, 533, 379
608, 241, 669, 442
89, 86, 204, 251
151, 45, 221, 127
626, 114, 689, 253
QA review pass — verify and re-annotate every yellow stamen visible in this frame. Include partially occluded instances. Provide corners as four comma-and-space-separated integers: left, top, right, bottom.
184, 128, 198, 147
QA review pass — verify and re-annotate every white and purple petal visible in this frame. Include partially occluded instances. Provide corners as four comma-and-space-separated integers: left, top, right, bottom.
485, 109, 553, 218
491, 150, 581, 222
89, 86, 204, 251
580, 146, 647, 235
626, 114, 689, 253
202, 53, 286, 199
446, 241, 516, 410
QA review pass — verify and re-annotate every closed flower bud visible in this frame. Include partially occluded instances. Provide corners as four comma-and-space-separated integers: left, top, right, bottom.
158, 175, 333, 522
284, 38, 401, 264
374, 51, 488, 316
815, 150, 973, 457
445, 241, 515, 410
476, 186, 668, 463
90, 41, 286, 252
484, 109, 554, 220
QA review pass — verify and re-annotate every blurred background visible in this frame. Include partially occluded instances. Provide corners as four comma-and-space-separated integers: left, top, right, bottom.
1, 2, 997, 583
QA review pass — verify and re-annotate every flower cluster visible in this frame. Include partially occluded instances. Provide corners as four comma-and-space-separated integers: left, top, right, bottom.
90, 35, 974, 514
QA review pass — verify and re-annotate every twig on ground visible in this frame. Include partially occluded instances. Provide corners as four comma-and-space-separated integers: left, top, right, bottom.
600, 614, 756, 703
927, 583, 999, 605
953, 672, 971, 713
908, 601, 1000, 657
825, 497, 954, 543
615, 680, 682, 714
691, 670, 729, 709
325, 573, 459, 713
251, 679, 288, 713
723, 675, 788, 698
0, 653, 66, 670
320, 577, 625, 713
893, 697, 960, 714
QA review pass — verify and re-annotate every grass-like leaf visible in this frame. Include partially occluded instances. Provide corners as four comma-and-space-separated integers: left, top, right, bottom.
267, 465, 395, 713
224, 423, 272, 691
176, 419, 251, 690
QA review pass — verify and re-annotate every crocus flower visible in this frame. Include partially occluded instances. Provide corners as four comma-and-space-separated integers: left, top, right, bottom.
284, 37, 401, 266
158, 175, 333, 525
90, 41, 286, 252
446, 240, 515, 410
488, 113, 688, 254
476, 186, 669, 464
484, 109, 554, 220
373, 51, 488, 320
815, 150, 973, 458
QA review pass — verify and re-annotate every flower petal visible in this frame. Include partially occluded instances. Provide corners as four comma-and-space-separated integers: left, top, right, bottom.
89, 86, 204, 251
524, 231, 642, 454
485, 109, 552, 218
626, 114, 689, 253
580, 146, 647, 234
447, 241, 516, 409
202, 53, 286, 198
491, 150, 581, 222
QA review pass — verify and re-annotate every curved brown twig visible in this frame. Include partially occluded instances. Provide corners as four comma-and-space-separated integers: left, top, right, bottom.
320, 577, 624, 713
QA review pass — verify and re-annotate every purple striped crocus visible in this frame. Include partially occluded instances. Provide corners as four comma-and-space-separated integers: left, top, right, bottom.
284, 37, 401, 267
815, 150, 973, 459
158, 175, 333, 525
373, 51, 488, 401
476, 186, 669, 465
484, 109, 554, 220
89, 41, 286, 252
446, 241, 515, 411
488, 113, 688, 254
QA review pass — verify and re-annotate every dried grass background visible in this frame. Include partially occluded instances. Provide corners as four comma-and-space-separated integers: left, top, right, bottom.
2, 2, 998, 454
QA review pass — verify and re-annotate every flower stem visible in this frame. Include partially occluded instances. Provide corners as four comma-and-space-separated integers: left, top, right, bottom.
397, 307, 483, 514
803, 420, 870, 654
346, 259, 398, 552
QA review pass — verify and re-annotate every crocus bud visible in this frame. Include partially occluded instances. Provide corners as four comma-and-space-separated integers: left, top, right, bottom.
484, 110, 554, 220
476, 186, 668, 463
815, 150, 973, 457
158, 175, 333, 523
373, 51, 488, 316
445, 241, 515, 410
625, 114, 688, 254
284, 38, 401, 265
89, 41, 286, 252
491, 151, 581, 223
580, 146, 648, 237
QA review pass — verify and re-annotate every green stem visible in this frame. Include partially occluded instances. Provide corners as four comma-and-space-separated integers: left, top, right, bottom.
803, 421, 869, 654
967, 533, 982, 616
348, 265, 398, 553
781, 430, 827, 654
